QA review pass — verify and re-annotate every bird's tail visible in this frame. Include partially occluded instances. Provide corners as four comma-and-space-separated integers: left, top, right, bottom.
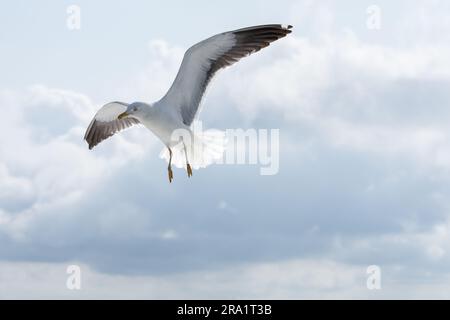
159, 128, 227, 170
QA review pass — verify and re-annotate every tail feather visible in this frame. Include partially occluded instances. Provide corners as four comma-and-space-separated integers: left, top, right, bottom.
160, 129, 226, 170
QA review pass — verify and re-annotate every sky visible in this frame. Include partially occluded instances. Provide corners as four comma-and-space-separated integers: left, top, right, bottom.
1, 0, 450, 299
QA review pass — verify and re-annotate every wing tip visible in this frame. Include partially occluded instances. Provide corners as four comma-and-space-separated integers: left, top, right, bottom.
84, 136, 95, 150
283, 24, 293, 34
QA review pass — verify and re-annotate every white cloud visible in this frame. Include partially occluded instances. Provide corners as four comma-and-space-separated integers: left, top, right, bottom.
0, 86, 159, 242
0, 259, 365, 299
201, 30, 450, 176
1, 0, 450, 299
3, 257, 450, 299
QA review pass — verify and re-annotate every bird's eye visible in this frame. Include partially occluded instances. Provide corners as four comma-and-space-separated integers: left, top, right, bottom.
133, 107, 138, 112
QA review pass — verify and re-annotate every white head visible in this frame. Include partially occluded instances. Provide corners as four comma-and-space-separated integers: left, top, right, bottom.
118, 102, 147, 120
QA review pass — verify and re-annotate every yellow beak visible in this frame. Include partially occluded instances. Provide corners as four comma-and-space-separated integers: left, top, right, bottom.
118, 112, 129, 120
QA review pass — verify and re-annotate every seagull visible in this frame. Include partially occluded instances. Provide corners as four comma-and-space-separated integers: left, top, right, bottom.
84, 24, 293, 182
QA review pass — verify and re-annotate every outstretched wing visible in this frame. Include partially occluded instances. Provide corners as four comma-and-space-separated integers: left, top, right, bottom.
160, 24, 293, 126
84, 101, 140, 150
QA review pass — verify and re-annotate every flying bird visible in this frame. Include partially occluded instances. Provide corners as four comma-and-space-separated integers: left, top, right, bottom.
84, 24, 293, 182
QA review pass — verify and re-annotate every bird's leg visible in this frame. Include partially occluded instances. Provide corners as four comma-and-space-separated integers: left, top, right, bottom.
187, 164, 193, 177
168, 147, 173, 183
183, 141, 193, 178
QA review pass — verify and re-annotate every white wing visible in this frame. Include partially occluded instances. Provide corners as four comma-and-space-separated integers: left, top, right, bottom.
84, 101, 140, 149
160, 24, 293, 125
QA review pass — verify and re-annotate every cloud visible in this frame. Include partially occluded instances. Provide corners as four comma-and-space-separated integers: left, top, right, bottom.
3, 257, 450, 299
1, 0, 450, 298
0, 86, 158, 243
0, 259, 373, 299
0, 260, 370, 299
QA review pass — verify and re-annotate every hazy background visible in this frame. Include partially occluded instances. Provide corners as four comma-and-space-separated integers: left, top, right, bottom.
1, 0, 450, 299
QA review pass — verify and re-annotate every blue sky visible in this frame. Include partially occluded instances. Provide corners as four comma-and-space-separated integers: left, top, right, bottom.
1, 0, 450, 298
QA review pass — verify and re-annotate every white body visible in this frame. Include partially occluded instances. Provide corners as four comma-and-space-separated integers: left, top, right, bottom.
138, 101, 188, 147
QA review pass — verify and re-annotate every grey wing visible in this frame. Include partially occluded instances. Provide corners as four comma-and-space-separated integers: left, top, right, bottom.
159, 24, 293, 126
84, 101, 140, 150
